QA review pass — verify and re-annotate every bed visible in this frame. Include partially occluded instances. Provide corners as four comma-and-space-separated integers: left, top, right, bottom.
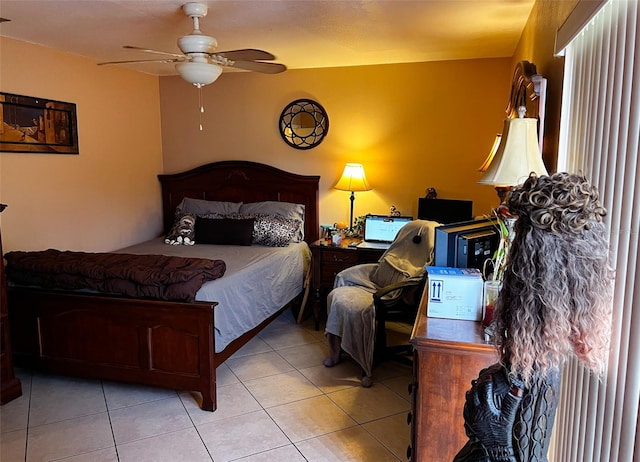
6, 160, 320, 411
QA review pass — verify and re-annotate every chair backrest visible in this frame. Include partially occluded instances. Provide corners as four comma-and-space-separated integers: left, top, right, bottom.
370, 219, 440, 288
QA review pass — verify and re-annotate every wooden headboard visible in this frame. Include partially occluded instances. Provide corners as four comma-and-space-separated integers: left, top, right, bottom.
158, 161, 320, 243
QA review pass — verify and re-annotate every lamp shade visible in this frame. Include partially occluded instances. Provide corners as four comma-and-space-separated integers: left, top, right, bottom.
335, 163, 372, 192
478, 117, 548, 186
478, 134, 502, 172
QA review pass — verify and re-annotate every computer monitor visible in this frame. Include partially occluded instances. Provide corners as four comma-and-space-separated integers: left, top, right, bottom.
433, 218, 499, 270
418, 198, 473, 224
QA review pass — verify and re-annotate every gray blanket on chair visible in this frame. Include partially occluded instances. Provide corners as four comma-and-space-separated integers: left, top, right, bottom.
325, 219, 439, 377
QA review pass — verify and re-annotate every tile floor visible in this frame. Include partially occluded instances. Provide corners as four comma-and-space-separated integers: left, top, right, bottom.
0, 310, 414, 462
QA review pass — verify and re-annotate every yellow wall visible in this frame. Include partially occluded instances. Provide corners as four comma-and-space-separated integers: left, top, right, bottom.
0, 0, 580, 253
0, 37, 164, 252
159, 59, 512, 226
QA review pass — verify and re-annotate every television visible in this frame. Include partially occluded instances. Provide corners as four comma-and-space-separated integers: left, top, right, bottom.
433, 218, 500, 271
418, 198, 473, 224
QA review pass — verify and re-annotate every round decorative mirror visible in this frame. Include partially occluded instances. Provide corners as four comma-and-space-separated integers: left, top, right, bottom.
279, 99, 329, 149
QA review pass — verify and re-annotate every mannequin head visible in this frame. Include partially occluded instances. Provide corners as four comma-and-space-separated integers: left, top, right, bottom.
494, 172, 614, 384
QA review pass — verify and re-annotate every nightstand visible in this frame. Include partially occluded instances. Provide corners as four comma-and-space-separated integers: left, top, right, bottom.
309, 238, 385, 329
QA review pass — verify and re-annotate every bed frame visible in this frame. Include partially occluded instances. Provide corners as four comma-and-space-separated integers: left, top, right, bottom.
7, 161, 320, 411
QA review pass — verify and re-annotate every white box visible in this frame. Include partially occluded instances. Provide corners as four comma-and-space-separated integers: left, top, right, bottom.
425, 266, 484, 321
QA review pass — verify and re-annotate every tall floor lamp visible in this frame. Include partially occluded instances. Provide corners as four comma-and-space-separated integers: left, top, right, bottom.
334, 163, 372, 231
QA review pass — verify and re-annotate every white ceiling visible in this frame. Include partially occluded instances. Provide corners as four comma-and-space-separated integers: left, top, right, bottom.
0, 0, 535, 76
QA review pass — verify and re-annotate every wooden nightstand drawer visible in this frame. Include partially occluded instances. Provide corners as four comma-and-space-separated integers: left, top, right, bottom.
321, 249, 358, 264
321, 264, 349, 283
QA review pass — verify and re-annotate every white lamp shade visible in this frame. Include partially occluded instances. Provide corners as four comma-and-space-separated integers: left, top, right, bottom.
175, 61, 223, 86
478, 117, 548, 186
335, 163, 372, 192
478, 134, 502, 172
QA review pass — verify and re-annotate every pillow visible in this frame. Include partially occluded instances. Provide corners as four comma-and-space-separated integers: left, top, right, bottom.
176, 197, 242, 217
252, 214, 300, 247
239, 201, 305, 242
195, 217, 255, 246
164, 213, 196, 245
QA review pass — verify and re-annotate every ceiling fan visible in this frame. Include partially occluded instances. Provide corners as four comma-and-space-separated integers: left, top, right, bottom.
98, 2, 286, 86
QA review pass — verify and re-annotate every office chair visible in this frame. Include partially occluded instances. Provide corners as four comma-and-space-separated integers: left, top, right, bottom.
372, 274, 427, 366
324, 219, 439, 387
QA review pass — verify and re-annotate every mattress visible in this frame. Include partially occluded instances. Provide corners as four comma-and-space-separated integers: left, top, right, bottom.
118, 238, 311, 352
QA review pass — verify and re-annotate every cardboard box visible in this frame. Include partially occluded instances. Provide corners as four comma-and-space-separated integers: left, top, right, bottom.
426, 266, 483, 321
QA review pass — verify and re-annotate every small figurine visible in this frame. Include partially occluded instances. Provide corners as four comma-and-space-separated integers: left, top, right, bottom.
389, 205, 401, 216
425, 187, 438, 199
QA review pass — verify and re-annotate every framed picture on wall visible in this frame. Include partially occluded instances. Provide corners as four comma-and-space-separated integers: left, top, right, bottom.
0, 92, 79, 154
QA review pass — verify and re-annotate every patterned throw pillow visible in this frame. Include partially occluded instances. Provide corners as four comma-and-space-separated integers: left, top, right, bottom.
238, 201, 305, 242
252, 214, 300, 247
164, 213, 196, 245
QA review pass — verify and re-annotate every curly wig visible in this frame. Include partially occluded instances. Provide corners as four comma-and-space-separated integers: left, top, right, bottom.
493, 172, 614, 385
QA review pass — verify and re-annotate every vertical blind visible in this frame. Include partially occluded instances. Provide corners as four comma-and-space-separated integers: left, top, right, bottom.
554, 0, 639, 461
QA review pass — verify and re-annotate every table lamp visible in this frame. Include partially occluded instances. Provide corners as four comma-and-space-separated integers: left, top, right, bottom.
334, 163, 372, 230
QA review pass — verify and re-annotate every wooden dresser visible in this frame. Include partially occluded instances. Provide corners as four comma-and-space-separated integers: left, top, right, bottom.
408, 290, 497, 461
0, 204, 22, 405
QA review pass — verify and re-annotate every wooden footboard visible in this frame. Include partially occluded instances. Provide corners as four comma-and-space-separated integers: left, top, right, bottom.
8, 288, 218, 411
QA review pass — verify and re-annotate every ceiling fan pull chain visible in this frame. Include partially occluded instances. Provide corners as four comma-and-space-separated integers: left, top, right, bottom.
197, 83, 205, 131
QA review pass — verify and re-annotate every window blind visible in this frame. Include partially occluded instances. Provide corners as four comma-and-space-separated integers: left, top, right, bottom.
554, 1, 639, 461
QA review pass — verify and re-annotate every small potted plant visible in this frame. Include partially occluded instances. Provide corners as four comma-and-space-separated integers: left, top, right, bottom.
482, 205, 516, 328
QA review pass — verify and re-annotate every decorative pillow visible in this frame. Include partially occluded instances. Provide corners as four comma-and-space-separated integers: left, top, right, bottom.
164, 213, 196, 245
195, 217, 254, 246
251, 214, 300, 247
176, 197, 242, 217
239, 201, 305, 242
198, 212, 226, 220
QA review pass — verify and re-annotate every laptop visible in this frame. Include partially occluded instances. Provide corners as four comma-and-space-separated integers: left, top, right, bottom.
356, 215, 413, 250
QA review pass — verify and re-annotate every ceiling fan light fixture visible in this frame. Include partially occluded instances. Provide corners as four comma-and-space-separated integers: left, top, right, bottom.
175, 61, 222, 86
97, 1, 285, 77
177, 34, 217, 54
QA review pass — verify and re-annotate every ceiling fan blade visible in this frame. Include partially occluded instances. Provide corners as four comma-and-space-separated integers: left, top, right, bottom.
123, 45, 185, 59
230, 60, 287, 74
98, 58, 183, 66
216, 49, 277, 61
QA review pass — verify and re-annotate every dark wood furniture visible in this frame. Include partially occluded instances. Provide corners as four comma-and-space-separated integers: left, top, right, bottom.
408, 290, 497, 461
309, 238, 384, 329
7, 161, 319, 412
1, 204, 22, 405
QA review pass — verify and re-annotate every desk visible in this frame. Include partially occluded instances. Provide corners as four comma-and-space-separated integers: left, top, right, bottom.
309, 238, 384, 329
408, 289, 497, 461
